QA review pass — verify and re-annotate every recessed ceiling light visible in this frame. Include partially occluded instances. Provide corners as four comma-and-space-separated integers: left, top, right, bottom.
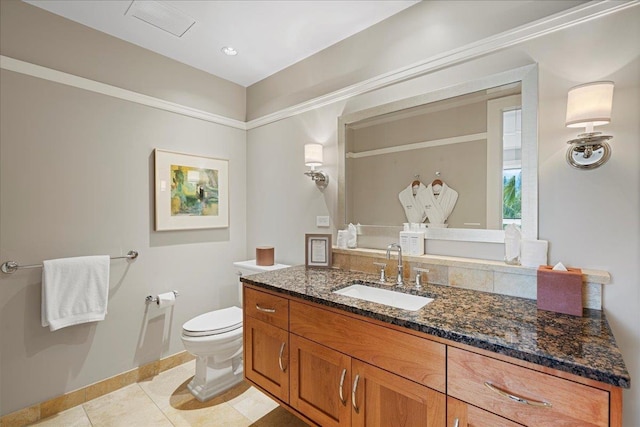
221, 46, 238, 56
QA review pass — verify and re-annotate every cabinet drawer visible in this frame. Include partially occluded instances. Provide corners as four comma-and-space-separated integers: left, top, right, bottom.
244, 286, 289, 330
290, 301, 446, 393
448, 347, 609, 427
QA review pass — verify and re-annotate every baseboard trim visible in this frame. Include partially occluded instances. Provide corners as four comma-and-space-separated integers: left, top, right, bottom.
0, 351, 195, 427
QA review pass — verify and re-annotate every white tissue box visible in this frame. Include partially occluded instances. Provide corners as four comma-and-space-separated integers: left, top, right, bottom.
521, 239, 548, 268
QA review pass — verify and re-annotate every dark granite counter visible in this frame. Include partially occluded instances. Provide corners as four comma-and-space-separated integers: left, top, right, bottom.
241, 265, 630, 389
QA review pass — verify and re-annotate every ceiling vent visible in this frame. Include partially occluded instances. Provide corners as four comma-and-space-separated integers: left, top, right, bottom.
125, 1, 195, 38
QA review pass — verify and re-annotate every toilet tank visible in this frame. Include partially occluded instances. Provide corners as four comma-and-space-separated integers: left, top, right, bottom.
233, 260, 290, 306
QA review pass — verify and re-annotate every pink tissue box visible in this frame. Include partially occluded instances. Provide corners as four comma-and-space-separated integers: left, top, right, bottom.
537, 265, 583, 316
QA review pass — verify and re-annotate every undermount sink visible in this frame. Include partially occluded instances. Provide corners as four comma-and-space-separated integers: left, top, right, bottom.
333, 283, 434, 311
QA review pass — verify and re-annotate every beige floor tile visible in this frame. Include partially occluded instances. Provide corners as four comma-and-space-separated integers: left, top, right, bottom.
249, 406, 310, 427
83, 384, 172, 427
163, 402, 251, 427
139, 364, 196, 410
227, 387, 279, 422
180, 359, 196, 373
30, 406, 91, 427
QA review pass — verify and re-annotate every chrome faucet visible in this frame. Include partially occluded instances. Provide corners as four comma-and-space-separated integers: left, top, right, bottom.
386, 243, 403, 286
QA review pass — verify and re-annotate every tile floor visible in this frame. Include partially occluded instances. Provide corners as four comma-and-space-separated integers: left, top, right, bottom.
29, 360, 309, 426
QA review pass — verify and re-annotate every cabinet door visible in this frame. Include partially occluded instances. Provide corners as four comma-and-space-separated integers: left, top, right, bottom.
351, 359, 445, 427
244, 316, 289, 403
290, 335, 351, 427
447, 397, 523, 427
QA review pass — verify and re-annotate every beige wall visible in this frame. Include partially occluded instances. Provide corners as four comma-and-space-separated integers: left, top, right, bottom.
0, 1, 247, 416
246, 6, 640, 425
0, 0, 246, 121
246, 0, 585, 120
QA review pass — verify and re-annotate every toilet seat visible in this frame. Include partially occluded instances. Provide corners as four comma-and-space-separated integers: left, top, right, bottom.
182, 306, 242, 337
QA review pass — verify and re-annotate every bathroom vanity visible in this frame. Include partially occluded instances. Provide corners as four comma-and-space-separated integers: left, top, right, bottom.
241, 266, 629, 427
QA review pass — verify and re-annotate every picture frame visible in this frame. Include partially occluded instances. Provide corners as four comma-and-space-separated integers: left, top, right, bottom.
305, 234, 332, 268
154, 149, 229, 231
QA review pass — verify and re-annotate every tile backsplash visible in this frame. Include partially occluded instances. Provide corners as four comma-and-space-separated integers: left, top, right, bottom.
332, 248, 609, 310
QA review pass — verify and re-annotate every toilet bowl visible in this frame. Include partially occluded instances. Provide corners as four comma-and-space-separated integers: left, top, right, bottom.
181, 259, 289, 402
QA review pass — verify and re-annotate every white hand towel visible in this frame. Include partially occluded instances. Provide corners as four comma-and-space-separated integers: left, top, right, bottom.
42, 255, 110, 331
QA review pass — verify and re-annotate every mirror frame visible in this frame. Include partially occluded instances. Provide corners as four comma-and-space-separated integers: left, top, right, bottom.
337, 64, 538, 243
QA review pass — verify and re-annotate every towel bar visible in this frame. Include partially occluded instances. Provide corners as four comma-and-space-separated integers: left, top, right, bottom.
1, 250, 139, 274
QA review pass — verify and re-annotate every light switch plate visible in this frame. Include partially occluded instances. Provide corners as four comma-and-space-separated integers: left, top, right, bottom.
316, 216, 330, 227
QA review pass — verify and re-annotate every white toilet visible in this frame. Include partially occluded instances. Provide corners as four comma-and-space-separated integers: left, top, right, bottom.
181, 259, 289, 402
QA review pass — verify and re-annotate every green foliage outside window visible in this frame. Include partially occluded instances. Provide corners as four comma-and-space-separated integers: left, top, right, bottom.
503, 171, 521, 220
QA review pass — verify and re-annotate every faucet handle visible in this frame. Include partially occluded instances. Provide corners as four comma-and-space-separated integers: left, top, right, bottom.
373, 262, 387, 283
413, 267, 430, 290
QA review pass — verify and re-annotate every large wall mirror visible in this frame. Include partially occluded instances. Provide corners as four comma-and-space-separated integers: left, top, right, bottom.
337, 65, 538, 244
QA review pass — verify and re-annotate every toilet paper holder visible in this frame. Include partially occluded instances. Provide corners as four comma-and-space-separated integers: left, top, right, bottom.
145, 290, 179, 305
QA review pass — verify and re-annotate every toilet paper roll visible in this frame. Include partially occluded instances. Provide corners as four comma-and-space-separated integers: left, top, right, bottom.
157, 292, 176, 308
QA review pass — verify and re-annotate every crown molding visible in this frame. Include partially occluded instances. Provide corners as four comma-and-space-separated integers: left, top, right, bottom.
0, 55, 247, 131
2, 1, 636, 131
245, 0, 638, 130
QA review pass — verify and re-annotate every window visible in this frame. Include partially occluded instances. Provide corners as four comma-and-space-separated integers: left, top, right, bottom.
502, 108, 522, 228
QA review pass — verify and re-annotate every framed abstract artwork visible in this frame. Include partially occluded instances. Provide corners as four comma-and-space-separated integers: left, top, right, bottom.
154, 149, 229, 230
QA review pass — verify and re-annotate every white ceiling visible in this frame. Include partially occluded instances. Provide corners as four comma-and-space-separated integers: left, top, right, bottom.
25, 0, 418, 87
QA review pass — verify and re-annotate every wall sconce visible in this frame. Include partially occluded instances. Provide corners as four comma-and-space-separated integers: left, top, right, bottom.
303, 143, 329, 188
565, 81, 614, 169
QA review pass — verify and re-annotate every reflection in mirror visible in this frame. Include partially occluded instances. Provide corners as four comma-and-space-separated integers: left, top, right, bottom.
346, 83, 521, 229
338, 65, 538, 243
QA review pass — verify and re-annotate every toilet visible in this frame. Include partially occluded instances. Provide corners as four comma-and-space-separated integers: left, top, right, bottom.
181, 259, 289, 402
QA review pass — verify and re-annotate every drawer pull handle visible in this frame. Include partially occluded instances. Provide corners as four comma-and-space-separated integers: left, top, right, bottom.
256, 304, 276, 313
453, 419, 459, 427
339, 368, 347, 404
484, 382, 552, 408
278, 342, 287, 372
352, 374, 360, 413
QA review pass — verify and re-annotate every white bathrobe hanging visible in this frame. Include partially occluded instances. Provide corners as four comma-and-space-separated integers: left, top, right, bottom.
423, 182, 458, 226
398, 183, 428, 223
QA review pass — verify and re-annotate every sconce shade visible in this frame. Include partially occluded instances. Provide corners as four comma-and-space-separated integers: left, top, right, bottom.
304, 143, 323, 167
565, 81, 614, 128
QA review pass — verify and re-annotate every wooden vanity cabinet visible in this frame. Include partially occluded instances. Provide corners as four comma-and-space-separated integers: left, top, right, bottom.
351, 359, 446, 427
447, 397, 524, 427
243, 288, 290, 403
290, 334, 352, 427
289, 299, 446, 427
243, 284, 622, 427
290, 334, 446, 427
448, 347, 613, 427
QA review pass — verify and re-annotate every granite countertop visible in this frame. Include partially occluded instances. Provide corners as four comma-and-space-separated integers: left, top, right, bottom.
241, 265, 630, 389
